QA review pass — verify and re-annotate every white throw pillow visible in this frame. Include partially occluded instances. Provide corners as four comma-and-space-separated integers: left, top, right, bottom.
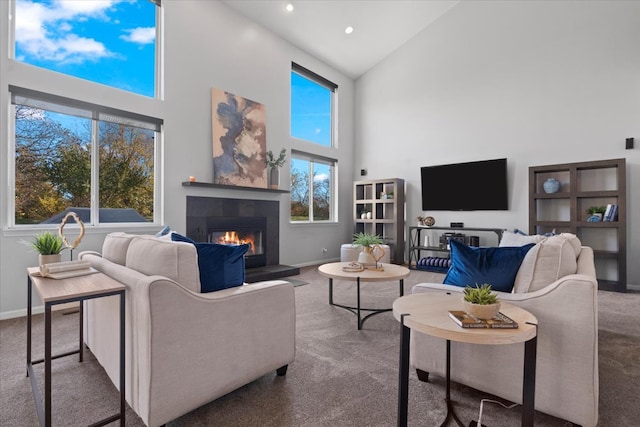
499, 230, 547, 247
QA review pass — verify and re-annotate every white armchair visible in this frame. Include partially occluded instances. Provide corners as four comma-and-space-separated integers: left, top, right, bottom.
409, 234, 598, 427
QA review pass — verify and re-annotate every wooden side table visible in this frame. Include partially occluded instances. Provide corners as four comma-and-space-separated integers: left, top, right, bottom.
393, 293, 538, 427
318, 262, 410, 330
26, 267, 126, 426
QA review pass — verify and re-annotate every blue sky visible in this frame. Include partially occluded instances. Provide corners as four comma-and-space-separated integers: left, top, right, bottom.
15, 0, 156, 97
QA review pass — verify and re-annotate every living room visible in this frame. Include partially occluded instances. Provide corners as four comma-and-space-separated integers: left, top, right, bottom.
0, 0, 638, 426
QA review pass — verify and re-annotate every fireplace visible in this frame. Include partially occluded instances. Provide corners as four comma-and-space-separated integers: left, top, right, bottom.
186, 196, 299, 281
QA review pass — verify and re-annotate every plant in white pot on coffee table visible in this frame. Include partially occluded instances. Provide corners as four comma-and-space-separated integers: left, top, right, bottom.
462, 283, 500, 320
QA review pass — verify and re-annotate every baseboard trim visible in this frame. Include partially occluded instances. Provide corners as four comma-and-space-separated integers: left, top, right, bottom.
0, 302, 79, 320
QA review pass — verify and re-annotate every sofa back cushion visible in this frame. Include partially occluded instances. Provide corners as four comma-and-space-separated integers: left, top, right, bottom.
513, 233, 582, 293
125, 235, 201, 293
102, 232, 138, 265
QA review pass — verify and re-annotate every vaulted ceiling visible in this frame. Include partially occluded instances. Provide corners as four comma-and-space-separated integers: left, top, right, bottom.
223, 1, 459, 79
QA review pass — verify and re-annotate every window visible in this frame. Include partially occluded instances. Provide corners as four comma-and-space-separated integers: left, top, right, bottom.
290, 62, 336, 146
290, 152, 335, 222
11, 87, 162, 226
14, 0, 160, 98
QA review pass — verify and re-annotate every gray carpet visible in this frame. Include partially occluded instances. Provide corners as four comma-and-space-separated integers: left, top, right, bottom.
1, 265, 639, 426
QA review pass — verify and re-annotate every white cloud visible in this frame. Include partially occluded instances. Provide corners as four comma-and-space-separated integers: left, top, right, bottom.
314, 174, 329, 182
120, 27, 155, 45
15, 0, 118, 63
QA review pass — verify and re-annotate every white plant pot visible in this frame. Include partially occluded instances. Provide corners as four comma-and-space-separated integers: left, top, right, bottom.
39, 253, 62, 266
463, 300, 501, 320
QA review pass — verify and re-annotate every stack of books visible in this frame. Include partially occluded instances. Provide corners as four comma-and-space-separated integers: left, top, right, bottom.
603, 204, 619, 222
35, 260, 97, 279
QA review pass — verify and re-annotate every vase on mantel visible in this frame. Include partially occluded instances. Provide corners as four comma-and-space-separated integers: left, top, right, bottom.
269, 167, 280, 190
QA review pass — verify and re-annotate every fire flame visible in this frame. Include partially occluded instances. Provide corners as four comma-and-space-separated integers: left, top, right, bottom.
216, 231, 255, 254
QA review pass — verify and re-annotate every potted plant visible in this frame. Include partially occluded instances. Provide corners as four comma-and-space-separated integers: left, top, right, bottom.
352, 232, 385, 266
266, 147, 287, 189
462, 283, 500, 320
22, 231, 66, 265
586, 205, 606, 221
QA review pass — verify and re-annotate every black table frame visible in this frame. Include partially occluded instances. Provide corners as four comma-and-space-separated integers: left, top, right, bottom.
397, 314, 538, 427
329, 277, 404, 330
27, 275, 126, 427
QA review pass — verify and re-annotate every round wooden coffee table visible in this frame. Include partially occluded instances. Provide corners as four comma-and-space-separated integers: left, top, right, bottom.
318, 262, 410, 330
393, 293, 538, 427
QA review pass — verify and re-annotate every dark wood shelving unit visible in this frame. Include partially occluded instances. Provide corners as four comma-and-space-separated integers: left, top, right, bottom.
529, 158, 626, 292
182, 181, 289, 193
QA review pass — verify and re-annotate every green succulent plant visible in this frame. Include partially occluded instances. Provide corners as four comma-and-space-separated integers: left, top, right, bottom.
463, 284, 499, 305
586, 206, 607, 215
266, 148, 287, 168
352, 232, 384, 247
21, 231, 66, 255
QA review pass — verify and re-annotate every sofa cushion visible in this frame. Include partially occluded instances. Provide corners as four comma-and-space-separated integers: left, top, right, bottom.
125, 235, 201, 293
102, 232, 138, 265
171, 232, 249, 292
513, 233, 582, 293
443, 239, 535, 292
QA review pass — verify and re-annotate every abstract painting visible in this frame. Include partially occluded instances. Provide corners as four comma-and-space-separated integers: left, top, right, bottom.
212, 88, 267, 188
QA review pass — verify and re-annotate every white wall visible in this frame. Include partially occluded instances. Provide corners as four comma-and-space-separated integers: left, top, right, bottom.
355, 0, 640, 286
0, 1, 355, 318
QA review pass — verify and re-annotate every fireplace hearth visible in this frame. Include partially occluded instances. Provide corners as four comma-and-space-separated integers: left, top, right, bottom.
186, 196, 299, 282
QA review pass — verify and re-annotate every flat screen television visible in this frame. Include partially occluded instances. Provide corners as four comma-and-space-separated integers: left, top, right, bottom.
421, 158, 508, 211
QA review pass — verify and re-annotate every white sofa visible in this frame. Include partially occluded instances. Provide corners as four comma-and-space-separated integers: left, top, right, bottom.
410, 233, 598, 427
79, 232, 296, 427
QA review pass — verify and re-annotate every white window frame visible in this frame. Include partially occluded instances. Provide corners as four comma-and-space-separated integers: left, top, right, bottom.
8, 86, 163, 229
290, 150, 337, 223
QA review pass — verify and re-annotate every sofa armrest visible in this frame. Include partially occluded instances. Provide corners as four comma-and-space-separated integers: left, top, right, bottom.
133, 277, 295, 426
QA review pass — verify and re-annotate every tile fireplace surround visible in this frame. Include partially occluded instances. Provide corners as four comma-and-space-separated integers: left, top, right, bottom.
185, 196, 299, 281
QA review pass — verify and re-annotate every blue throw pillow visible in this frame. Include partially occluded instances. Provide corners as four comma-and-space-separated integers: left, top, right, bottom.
443, 239, 535, 292
170, 232, 248, 292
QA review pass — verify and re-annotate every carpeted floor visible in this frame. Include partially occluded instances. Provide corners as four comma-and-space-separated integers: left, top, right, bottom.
1, 265, 639, 426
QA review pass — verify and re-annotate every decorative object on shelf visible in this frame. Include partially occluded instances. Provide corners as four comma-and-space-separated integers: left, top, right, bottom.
212, 87, 267, 188
366, 211, 372, 219
586, 205, 606, 222
21, 231, 66, 266
462, 283, 500, 320
266, 147, 287, 190
416, 215, 435, 226
360, 209, 369, 220
58, 211, 85, 251
189, 176, 196, 182
543, 178, 561, 193
352, 232, 385, 268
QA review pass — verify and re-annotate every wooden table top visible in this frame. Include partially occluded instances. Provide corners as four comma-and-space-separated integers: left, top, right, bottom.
393, 293, 537, 345
318, 262, 410, 282
27, 267, 124, 303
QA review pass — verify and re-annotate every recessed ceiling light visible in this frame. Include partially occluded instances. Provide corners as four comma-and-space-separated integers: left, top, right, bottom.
286, 3, 294, 12
345, 26, 354, 34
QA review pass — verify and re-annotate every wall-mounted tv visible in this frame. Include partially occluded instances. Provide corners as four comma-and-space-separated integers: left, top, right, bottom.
421, 158, 508, 211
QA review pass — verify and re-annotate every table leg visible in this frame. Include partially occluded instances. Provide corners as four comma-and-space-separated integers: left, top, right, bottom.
522, 335, 537, 426
120, 291, 126, 425
45, 303, 52, 426
399, 279, 404, 297
26, 276, 32, 376
329, 278, 334, 305
441, 340, 464, 427
79, 301, 84, 363
356, 277, 362, 330
398, 314, 410, 427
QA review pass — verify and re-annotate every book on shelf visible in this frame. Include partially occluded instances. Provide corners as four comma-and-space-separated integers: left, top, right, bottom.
603, 204, 618, 222
34, 260, 98, 279
448, 310, 519, 329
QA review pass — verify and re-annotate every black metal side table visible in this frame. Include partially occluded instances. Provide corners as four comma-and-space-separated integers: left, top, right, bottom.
26, 267, 126, 426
